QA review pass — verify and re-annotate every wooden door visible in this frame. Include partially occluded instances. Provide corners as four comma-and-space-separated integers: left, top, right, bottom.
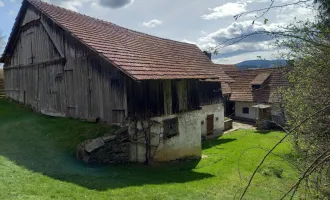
206, 114, 214, 136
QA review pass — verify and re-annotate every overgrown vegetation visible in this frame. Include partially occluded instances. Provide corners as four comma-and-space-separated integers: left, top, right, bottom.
278, 1, 330, 198
219, 0, 330, 198
280, 23, 330, 199
0, 99, 296, 199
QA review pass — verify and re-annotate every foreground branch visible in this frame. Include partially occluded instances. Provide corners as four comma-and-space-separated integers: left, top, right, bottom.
234, 0, 312, 20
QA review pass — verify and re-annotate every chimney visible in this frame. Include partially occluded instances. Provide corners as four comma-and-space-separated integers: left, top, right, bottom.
203, 51, 212, 60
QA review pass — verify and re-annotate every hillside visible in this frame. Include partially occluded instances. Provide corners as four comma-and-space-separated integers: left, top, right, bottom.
236, 60, 287, 70
0, 99, 298, 199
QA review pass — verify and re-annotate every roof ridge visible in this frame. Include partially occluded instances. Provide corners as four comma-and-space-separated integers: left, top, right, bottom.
27, 0, 197, 47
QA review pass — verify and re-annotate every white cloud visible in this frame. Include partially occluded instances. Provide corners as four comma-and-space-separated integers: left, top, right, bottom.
45, 0, 88, 11
240, 13, 258, 20
275, 5, 315, 23
187, 20, 287, 62
201, 2, 247, 20
46, 0, 134, 10
8, 10, 15, 16
244, 0, 269, 3
142, 19, 163, 28
213, 50, 285, 64
0, 1, 5, 7
196, 20, 284, 50
181, 39, 196, 44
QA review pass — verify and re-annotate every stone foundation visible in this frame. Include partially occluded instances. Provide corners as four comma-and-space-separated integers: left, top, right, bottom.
76, 128, 130, 164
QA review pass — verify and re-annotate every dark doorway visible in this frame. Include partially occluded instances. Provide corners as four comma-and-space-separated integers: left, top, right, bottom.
206, 114, 214, 136
225, 100, 235, 117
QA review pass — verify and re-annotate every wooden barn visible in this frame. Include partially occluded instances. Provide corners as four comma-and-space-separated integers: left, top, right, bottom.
1, 0, 234, 162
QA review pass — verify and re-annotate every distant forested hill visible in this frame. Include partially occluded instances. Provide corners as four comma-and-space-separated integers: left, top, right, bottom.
235, 60, 287, 70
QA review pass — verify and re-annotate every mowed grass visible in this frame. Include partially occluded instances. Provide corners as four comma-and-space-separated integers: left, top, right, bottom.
0, 98, 298, 200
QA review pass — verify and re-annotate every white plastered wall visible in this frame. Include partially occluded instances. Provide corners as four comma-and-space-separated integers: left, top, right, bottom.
200, 103, 225, 136
235, 101, 258, 120
129, 110, 202, 163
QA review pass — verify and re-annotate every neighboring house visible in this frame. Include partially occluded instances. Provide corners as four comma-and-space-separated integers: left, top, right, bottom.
222, 68, 289, 125
0, 0, 233, 162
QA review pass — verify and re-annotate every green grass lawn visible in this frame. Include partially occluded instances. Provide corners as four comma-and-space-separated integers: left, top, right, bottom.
0, 98, 298, 200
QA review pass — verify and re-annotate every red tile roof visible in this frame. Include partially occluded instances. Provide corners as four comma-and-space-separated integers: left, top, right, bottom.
19, 0, 232, 81
250, 72, 270, 85
221, 82, 232, 95
225, 68, 289, 103
201, 64, 235, 83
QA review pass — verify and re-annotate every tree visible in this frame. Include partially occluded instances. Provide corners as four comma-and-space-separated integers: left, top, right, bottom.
280, 22, 330, 198
214, 0, 330, 199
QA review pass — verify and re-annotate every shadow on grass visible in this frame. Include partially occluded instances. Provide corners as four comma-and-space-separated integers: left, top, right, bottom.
255, 128, 284, 134
202, 138, 236, 150
0, 99, 213, 191
255, 130, 274, 134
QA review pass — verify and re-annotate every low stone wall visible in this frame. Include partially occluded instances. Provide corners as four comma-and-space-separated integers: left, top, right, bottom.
76, 128, 130, 164
224, 119, 233, 131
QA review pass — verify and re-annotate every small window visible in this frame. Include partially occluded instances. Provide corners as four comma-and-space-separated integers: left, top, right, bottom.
252, 85, 261, 90
163, 117, 179, 139
243, 107, 249, 114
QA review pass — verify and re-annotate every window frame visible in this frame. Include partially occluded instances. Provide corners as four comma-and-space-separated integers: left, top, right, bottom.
242, 107, 250, 114
163, 117, 179, 139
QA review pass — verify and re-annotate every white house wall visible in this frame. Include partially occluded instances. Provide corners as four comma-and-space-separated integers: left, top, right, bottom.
129, 110, 202, 162
235, 101, 258, 120
129, 102, 226, 163
200, 103, 224, 136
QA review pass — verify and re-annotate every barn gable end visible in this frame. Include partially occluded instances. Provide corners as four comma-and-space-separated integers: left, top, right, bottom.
3, 2, 127, 123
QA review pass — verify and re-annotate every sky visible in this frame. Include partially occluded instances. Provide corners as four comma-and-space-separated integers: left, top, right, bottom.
0, 0, 316, 64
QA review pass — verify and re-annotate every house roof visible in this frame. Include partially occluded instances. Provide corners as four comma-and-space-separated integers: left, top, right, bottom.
250, 72, 270, 85
1, 0, 233, 82
201, 63, 236, 83
221, 82, 232, 95
225, 67, 289, 103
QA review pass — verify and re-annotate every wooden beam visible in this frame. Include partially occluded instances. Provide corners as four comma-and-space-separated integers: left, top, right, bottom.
4, 57, 65, 70
21, 18, 41, 31
40, 20, 65, 58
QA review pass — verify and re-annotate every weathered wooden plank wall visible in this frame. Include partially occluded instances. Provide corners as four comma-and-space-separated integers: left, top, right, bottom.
3, 3, 223, 123
126, 79, 206, 118
200, 82, 223, 106
4, 4, 127, 123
